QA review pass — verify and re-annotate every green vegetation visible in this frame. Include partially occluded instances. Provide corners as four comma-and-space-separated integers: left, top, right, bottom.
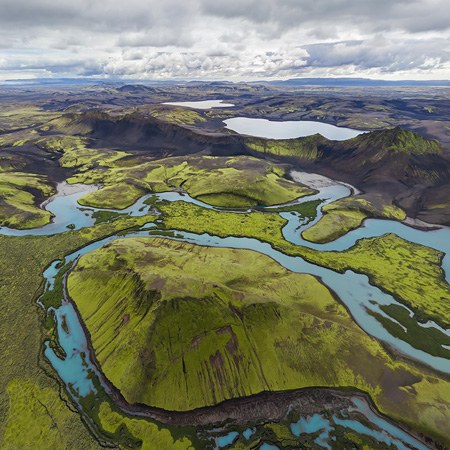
325, 234, 450, 327
302, 196, 406, 243
349, 126, 443, 155
367, 304, 450, 359
69, 155, 314, 209
1, 380, 100, 450
0, 155, 26, 172
0, 129, 39, 147
1, 96, 450, 449
302, 208, 367, 243
0, 215, 158, 447
98, 403, 193, 450
0, 172, 55, 229
147, 105, 206, 125
91, 210, 127, 224
257, 199, 322, 216
68, 237, 450, 445
245, 135, 323, 160
36, 135, 129, 170
45, 113, 99, 136
228, 417, 399, 450
79, 183, 146, 209
159, 201, 450, 328
0, 106, 59, 131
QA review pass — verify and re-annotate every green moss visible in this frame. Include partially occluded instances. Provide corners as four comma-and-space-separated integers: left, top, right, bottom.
0, 172, 55, 229
79, 183, 146, 209
37, 135, 129, 170
0, 215, 157, 446
258, 199, 322, 216
302, 196, 406, 243
159, 201, 450, 329
367, 304, 450, 359
98, 402, 193, 450
68, 238, 378, 410
323, 233, 450, 327
1, 379, 100, 450
302, 209, 367, 243
91, 210, 127, 224
70, 155, 314, 209
349, 127, 443, 155
67, 237, 450, 445
245, 135, 323, 160
147, 105, 206, 125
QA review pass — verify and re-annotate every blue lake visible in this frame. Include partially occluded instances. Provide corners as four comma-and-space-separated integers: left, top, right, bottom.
162, 100, 235, 109
224, 117, 365, 140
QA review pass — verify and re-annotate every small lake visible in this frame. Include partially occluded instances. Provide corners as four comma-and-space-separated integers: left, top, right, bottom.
162, 100, 235, 109
224, 117, 365, 140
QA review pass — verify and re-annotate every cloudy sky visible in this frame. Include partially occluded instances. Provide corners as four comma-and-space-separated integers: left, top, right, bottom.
0, 0, 449, 80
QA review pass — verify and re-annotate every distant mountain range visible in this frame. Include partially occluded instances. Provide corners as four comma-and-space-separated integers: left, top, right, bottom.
1, 77, 450, 87
261, 78, 450, 87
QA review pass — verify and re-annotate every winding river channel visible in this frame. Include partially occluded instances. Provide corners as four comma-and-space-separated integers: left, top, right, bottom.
1, 172, 448, 449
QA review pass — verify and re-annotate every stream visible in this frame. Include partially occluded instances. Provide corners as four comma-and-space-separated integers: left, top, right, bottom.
2, 173, 448, 449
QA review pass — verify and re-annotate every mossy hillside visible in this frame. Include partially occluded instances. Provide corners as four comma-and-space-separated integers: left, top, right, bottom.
183, 166, 311, 207
68, 238, 450, 445
0, 136, 131, 228
0, 215, 157, 447
245, 135, 324, 160
159, 201, 450, 327
348, 127, 443, 156
37, 135, 129, 170
146, 105, 206, 125
0, 129, 40, 147
0, 106, 60, 132
0, 172, 55, 229
0, 155, 26, 172
45, 113, 99, 136
69, 238, 371, 412
302, 196, 406, 243
246, 128, 449, 192
69, 155, 314, 209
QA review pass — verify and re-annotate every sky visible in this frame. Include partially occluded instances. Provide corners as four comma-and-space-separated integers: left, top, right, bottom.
0, 0, 449, 81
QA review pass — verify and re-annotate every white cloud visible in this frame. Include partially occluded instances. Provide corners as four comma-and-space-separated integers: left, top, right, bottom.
0, 0, 449, 79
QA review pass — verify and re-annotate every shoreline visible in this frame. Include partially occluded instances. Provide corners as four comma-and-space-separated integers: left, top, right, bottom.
40, 181, 99, 209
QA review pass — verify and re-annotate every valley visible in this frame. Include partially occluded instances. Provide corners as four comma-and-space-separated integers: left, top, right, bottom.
0, 82, 450, 450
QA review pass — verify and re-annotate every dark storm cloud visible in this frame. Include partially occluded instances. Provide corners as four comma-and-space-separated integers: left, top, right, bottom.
0, 0, 449, 79
200, 0, 450, 34
0, 0, 197, 32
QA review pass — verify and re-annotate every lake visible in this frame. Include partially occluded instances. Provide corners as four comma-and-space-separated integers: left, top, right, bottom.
224, 117, 365, 140
162, 100, 235, 109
